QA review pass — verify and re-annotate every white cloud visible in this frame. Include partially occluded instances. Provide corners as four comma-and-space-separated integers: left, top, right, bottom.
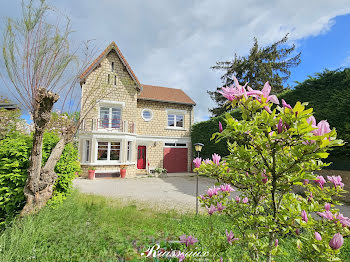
1, 0, 350, 121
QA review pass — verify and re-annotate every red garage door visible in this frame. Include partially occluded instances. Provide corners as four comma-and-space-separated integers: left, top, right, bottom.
163, 147, 188, 173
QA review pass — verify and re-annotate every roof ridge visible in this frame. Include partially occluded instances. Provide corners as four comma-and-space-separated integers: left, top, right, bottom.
80, 41, 141, 90
142, 84, 183, 91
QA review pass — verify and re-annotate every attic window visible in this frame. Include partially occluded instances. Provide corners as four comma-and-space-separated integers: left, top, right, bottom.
111, 62, 114, 72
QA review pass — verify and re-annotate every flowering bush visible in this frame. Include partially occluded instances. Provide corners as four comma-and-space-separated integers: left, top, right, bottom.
194, 77, 348, 261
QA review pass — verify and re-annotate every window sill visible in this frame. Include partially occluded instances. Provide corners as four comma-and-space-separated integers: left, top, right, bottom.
165, 127, 187, 131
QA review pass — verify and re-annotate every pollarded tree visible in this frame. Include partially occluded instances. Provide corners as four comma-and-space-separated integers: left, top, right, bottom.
208, 34, 301, 116
1, 0, 108, 215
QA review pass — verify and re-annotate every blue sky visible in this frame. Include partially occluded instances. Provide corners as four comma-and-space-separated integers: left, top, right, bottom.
0, 0, 350, 122
288, 14, 350, 86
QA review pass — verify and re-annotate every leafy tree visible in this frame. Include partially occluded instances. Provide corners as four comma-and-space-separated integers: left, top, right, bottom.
1, 0, 107, 215
194, 77, 346, 261
208, 34, 301, 116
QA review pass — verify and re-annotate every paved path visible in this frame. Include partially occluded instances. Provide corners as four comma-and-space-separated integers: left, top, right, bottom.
73, 174, 234, 213
73, 174, 350, 216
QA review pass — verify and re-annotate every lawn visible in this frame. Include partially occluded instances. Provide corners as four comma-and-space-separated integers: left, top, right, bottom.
1, 191, 349, 261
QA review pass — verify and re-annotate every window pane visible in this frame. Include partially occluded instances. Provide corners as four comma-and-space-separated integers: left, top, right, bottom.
111, 62, 114, 72
176, 143, 186, 147
85, 140, 90, 162
111, 108, 121, 128
97, 142, 108, 160
165, 143, 176, 146
168, 114, 175, 127
176, 115, 184, 127
142, 110, 152, 120
110, 142, 120, 160
114, 75, 117, 85
100, 107, 109, 128
127, 141, 132, 161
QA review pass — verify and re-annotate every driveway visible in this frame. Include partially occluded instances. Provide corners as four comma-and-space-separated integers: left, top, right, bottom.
73, 174, 350, 217
73, 174, 231, 213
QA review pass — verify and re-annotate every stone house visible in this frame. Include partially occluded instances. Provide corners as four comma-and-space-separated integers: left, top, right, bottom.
78, 42, 196, 177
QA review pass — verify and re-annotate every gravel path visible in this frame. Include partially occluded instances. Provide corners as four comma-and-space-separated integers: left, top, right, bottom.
73, 175, 350, 217
73, 175, 236, 213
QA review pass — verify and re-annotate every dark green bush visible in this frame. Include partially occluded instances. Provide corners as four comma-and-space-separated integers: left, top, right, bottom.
192, 68, 350, 167
0, 132, 80, 227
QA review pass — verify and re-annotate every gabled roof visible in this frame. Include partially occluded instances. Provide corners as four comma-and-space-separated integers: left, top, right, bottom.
79, 41, 141, 91
138, 84, 196, 106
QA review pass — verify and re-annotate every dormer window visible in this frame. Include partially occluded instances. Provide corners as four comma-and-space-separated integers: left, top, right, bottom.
111, 62, 115, 72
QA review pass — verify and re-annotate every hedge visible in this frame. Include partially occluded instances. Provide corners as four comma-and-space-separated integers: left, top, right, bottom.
0, 132, 80, 227
191, 68, 350, 168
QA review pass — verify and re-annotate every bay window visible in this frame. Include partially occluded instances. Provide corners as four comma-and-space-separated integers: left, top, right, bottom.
97, 141, 121, 161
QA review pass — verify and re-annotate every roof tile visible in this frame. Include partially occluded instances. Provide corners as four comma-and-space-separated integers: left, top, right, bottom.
138, 84, 195, 105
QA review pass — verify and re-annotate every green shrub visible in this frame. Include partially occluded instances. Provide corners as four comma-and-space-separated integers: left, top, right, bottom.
192, 68, 350, 164
0, 132, 80, 227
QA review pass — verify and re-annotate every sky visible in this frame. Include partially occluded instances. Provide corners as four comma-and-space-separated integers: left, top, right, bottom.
0, 0, 350, 123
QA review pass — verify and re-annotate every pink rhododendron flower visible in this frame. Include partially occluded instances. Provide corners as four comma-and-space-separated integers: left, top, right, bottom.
193, 157, 202, 168
219, 121, 223, 133
207, 186, 220, 197
217, 202, 225, 212
179, 234, 198, 247
301, 210, 308, 222
199, 195, 206, 201
329, 233, 344, 250
315, 176, 326, 189
317, 210, 334, 220
264, 105, 272, 114
203, 158, 211, 165
315, 232, 322, 241
275, 239, 278, 247
262, 170, 268, 184
303, 179, 309, 185
242, 197, 249, 204
177, 252, 185, 262
335, 213, 350, 227
220, 184, 234, 192
235, 196, 240, 203
277, 118, 283, 134
219, 76, 248, 101
295, 228, 300, 235
325, 203, 331, 211
282, 99, 292, 110
327, 175, 344, 189
225, 230, 239, 245
212, 153, 221, 165
207, 204, 217, 215
307, 116, 331, 136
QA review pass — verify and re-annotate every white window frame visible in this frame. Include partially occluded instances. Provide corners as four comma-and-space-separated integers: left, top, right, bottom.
96, 140, 122, 162
85, 140, 90, 162
164, 142, 187, 148
98, 106, 122, 129
141, 108, 153, 122
127, 141, 133, 162
166, 109, 186, 129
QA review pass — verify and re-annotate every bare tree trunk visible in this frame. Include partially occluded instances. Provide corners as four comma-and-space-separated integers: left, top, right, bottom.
21, 88, 61, 216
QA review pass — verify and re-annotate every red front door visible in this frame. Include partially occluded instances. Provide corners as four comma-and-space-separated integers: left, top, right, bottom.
137, 146, 146, 169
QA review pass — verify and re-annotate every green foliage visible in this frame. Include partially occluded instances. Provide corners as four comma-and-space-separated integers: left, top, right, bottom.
191, 109, 241, 159
0, 132, 80, 226
194, 68, 350, 162
280, 68, 350, 158
208, 33, 301, 116
195, 90, 348, 261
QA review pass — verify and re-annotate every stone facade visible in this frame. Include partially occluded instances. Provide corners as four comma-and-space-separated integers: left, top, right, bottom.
78, 46, 194, 177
